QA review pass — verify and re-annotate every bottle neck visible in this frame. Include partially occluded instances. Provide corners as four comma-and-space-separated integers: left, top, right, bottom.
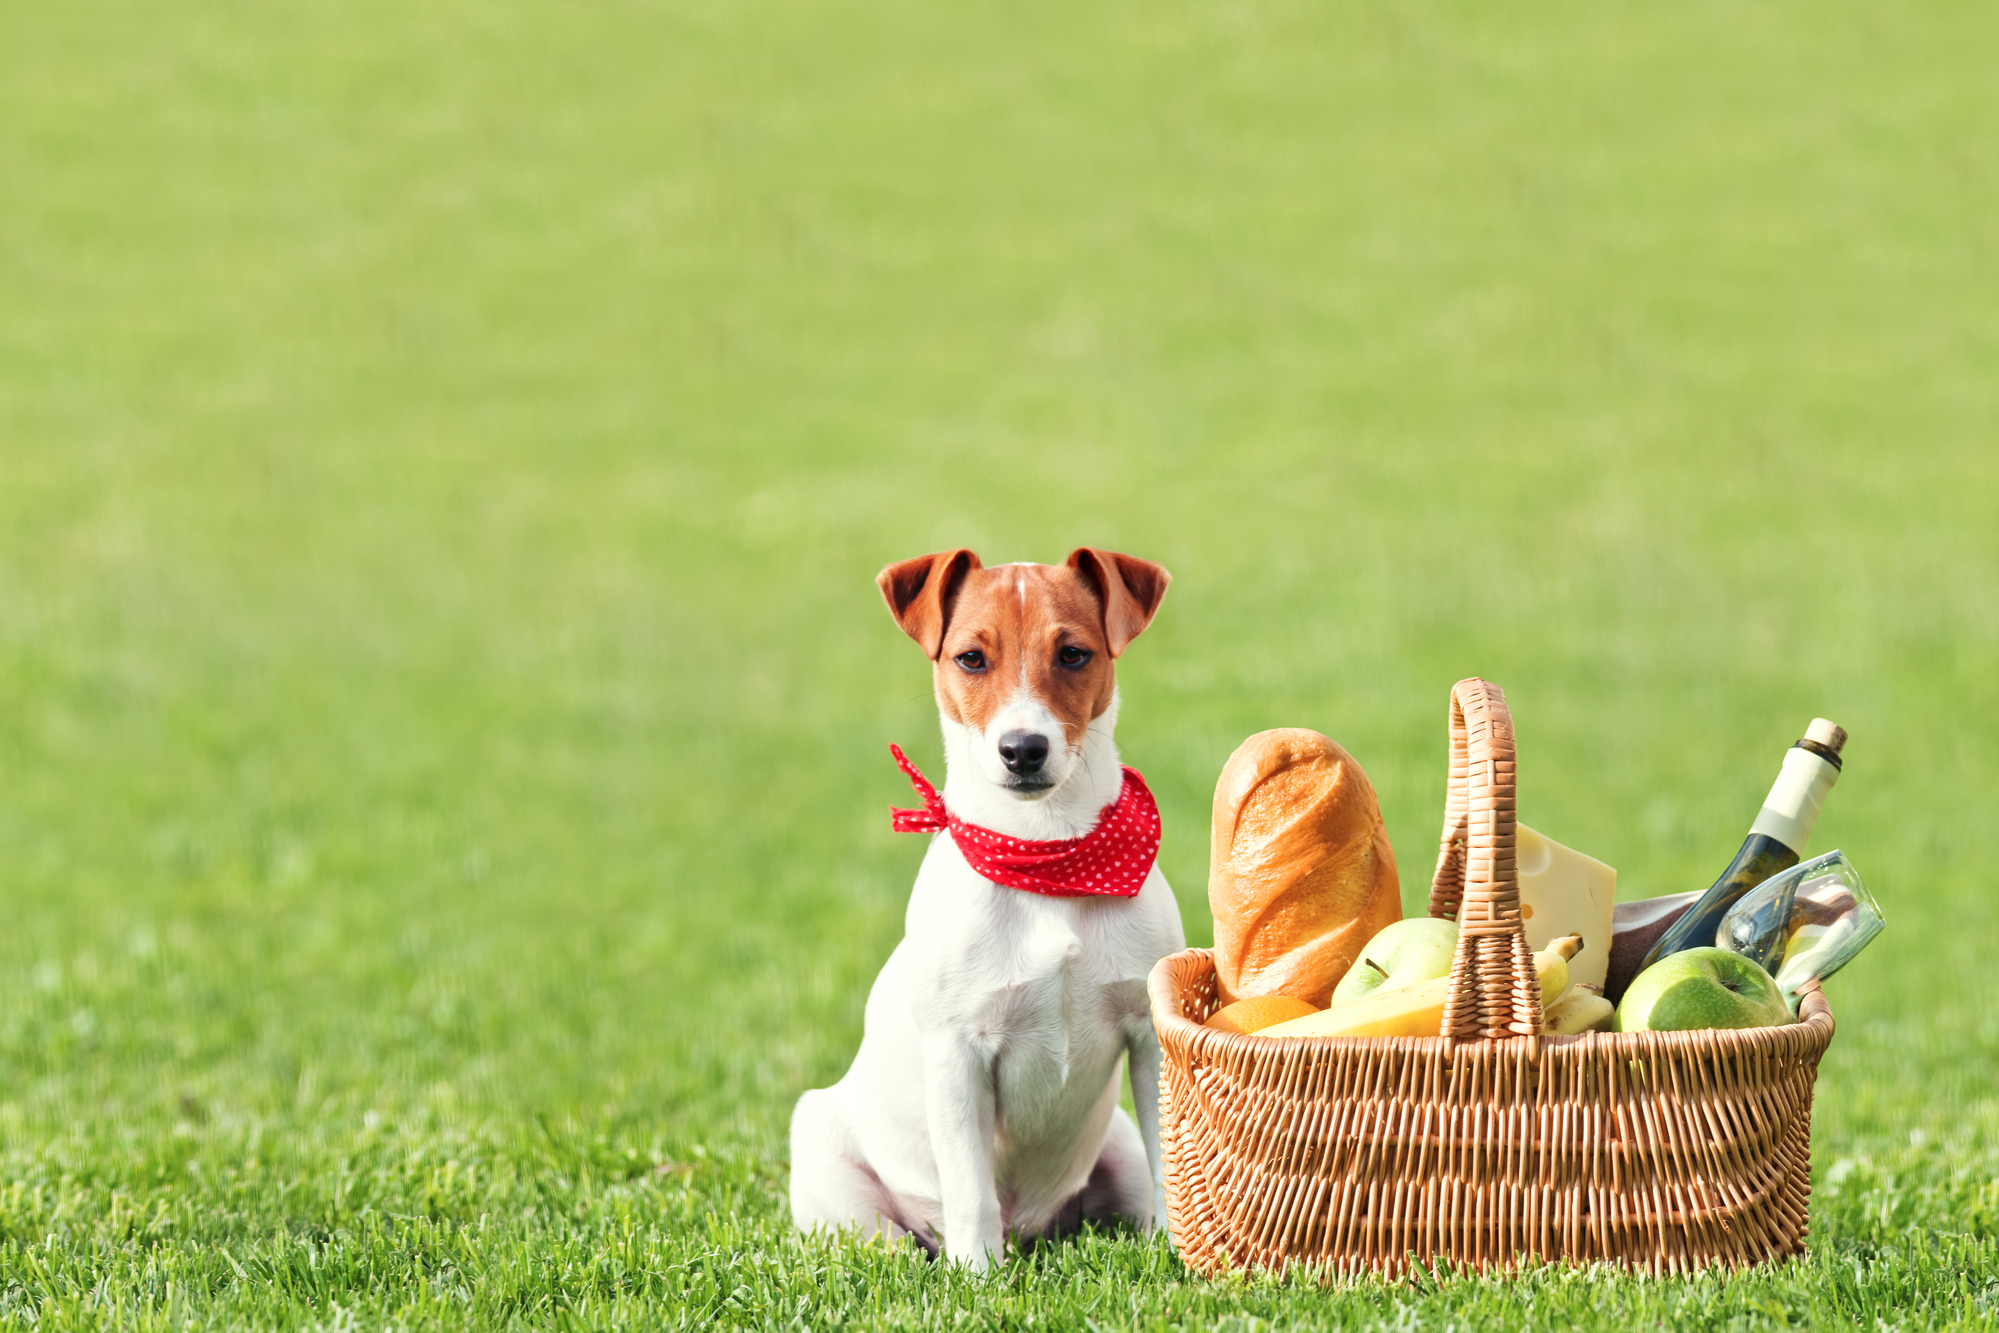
1747, 744, 1840, 853
1726, 831, 1803, 875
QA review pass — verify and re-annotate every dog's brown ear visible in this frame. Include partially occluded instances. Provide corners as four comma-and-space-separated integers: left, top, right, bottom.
1065, 548, 1171, 657
877, 550, 983, 659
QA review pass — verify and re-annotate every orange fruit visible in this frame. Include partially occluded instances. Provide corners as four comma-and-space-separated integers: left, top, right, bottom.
1205, 994, 1320, 1035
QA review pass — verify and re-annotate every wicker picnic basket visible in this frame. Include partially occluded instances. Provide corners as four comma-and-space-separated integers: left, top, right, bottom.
1148, 678, 1836, 1278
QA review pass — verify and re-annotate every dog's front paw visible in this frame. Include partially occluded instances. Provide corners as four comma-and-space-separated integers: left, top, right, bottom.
946, 1240, 1002, 1275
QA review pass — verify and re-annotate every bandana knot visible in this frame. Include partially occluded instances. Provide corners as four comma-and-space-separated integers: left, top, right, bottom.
888, 743, 1160, 898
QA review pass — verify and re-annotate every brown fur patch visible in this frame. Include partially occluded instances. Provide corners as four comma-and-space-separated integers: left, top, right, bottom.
928, 563, 1118, 746
876, 550, 1170, 749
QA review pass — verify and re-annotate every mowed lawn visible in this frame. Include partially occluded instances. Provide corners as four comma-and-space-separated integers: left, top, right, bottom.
3, 0, 1997, 1327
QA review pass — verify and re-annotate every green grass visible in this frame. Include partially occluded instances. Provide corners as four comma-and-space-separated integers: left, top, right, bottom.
3, 0, 1997, 1326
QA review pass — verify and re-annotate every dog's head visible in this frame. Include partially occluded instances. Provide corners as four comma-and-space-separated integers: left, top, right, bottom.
877, 548, 1170, 799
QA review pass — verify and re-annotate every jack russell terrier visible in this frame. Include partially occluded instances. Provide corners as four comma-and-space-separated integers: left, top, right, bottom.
789, 547, 1185, 1270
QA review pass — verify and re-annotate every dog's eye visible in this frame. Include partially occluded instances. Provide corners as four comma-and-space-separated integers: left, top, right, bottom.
953, 650, 986, 672
1058, 646, 1092, 669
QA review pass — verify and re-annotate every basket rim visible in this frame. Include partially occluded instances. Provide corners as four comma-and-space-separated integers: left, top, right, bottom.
1150, 947, 1835, 1063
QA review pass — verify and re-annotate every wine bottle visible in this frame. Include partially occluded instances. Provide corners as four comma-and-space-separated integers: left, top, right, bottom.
1638, 718, 1847, 971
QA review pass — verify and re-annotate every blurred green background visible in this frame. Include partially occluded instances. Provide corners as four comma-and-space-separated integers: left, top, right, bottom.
1, 0, 1995, 1325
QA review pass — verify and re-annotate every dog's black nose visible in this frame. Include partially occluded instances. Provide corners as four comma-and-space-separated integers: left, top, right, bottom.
997, 730, 1050, 776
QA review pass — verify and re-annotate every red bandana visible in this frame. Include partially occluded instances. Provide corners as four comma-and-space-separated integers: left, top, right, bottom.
888, 743, 1161, 898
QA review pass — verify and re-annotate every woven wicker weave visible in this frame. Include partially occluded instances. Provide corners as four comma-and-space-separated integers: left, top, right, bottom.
1149, 678, 1835, 1277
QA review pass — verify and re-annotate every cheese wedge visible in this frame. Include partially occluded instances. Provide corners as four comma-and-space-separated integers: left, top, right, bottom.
1259, 938, 1577, 1040
1457, 823, 1615, 991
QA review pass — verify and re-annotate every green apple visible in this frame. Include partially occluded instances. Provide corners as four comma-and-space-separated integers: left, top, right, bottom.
1330, 917, 1459, 1005
1614, 947, 1790, 1033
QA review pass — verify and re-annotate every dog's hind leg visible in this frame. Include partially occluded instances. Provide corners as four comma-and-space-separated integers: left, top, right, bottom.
789, 1088, 939, 1256
1085, 1105, 1155, 1225
1038, 1105, 1155, 1244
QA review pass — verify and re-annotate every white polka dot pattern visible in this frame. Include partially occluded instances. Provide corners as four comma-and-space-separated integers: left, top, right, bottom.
888, 743, 1160, 898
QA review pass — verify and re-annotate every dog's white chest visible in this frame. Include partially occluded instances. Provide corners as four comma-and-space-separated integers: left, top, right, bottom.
908, 837, 1156, 1108
968, 911, 1114, 1095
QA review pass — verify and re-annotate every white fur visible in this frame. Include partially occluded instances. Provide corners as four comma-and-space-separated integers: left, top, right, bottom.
790, 689, 1186, 1270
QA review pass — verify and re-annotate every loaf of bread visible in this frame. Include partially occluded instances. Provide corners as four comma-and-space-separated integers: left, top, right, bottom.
1209, 729, 1402, 1006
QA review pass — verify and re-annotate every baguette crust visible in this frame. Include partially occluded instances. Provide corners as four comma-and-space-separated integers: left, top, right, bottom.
1209, 729, 1401, 1006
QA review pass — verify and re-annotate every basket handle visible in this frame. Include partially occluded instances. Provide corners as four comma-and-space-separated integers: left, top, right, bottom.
1425, 678, 1542, 1040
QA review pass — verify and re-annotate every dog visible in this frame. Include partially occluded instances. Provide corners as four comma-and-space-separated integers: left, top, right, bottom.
789, 547, 1186, 1271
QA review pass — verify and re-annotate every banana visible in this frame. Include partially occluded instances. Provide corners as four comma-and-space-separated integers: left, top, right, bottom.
1542, 985, 1615, 1034
1261, 935, 1584, 1040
